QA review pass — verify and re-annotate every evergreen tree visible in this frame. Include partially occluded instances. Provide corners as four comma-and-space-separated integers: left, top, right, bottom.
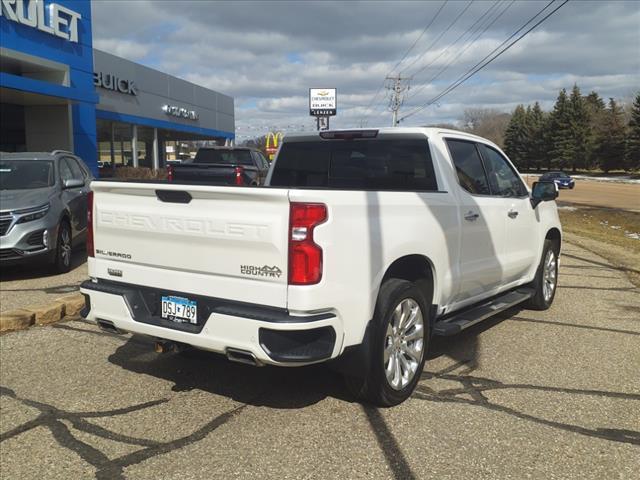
504, 104, 530, 169
625, 93, 640, 171
585, 91, 606, 112
548, 89, 573, 170
584, 91, 606, 170
595, 98, 627, 172
568, 84, 590, 172
526, 102, 546, 171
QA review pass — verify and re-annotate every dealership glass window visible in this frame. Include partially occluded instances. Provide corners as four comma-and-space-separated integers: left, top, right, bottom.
97, 120, 154, 170
96, 120, 112, 164
136, 126, 153, 168
113, 123, 133, 166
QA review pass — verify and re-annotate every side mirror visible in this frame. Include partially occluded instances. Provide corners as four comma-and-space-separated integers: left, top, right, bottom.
531, 181, 558, 208
63, 178, 84, 189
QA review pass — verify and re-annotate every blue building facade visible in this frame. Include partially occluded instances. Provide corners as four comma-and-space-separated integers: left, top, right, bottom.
1, 0, 234, 176
1, 0, 98, 172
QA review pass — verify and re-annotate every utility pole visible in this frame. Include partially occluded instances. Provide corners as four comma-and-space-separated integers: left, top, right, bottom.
386, 75, 410, 127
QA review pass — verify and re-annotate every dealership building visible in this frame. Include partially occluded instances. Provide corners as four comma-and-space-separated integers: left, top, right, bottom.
0, 0, 235, 175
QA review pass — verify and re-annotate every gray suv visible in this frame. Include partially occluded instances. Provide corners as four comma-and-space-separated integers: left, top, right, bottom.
0, 151, 93, 273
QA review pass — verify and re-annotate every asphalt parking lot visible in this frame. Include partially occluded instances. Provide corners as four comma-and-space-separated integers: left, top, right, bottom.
1, 241, 639, 479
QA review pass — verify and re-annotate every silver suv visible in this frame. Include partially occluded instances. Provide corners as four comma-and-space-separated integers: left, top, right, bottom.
0, 151, 93, 273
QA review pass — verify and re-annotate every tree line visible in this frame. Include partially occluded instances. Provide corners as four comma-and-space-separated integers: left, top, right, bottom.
503, 86, 639, 173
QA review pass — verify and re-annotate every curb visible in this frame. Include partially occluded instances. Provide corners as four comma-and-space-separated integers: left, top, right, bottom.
0, 293, 85, 334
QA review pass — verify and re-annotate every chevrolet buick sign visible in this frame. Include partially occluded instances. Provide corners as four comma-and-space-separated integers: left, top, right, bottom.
309, 88, 337, 116
0, 0, 82, 43
162, 104, 199, 121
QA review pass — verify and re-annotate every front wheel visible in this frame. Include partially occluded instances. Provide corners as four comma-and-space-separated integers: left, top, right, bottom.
344, 278, 430, 407
52, 221, 72, 273
525, 240, 559, 310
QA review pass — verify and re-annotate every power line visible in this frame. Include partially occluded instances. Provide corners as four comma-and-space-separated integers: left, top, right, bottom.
399, 0, 475, 75
399, 0, 569, 122
407, 0, 515, 102
359, 80, 387, 127
388, 0, 448, 75
358, 0, 448, 126
386, 75, 411, 126
406, 0, 500, 80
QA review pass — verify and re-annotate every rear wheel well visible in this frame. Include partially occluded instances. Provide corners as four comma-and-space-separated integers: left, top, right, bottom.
546, 228, 561, 252
382, 255, 434, 305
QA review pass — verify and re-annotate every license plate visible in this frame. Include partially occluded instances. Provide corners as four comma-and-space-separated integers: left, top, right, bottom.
161, 295, 197, 324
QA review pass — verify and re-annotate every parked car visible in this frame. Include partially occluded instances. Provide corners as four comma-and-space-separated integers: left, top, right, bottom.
540, 171, 575, 189
0, 151, 93, 272
167, 146, 270, 185
81, 128, 561, 406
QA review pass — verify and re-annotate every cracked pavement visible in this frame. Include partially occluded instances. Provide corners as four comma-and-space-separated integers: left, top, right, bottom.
1, 241, 639, 479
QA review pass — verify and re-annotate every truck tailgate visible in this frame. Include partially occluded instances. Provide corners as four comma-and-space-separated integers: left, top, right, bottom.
90, 181, 290, 308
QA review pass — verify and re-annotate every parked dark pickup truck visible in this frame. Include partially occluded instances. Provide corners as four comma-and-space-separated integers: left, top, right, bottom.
168, 147, 270, 185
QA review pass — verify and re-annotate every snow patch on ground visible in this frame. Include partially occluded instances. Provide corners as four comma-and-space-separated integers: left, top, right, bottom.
524, 173, 640, 184
572, 175, 640, 184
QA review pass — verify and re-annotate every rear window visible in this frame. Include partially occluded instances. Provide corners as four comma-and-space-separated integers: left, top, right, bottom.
270, 138, 438, 191
194, 149, 253, 166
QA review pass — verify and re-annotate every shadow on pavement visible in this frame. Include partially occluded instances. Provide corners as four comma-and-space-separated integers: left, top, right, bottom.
104, 306, 519, 411
107, 334, 353, 409
0, 251, 87, 282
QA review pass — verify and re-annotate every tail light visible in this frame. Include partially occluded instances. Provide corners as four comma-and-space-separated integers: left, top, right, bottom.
234, 166, 245, 186
167, 164, 174, 181
87, 191, 94, 257
288, 203, 327, 285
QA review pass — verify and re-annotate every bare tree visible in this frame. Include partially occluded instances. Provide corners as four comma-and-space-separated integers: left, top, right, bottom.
462, 108, 512, 147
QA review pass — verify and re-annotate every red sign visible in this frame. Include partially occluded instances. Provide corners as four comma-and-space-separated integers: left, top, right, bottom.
266, 146, 278, 155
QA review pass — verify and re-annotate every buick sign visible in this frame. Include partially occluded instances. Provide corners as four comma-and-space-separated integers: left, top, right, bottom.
94, 72, 138, 96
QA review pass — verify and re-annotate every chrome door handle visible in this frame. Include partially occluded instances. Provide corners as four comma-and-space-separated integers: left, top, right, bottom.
464, 212, 479, 221
508, 210, 519, 219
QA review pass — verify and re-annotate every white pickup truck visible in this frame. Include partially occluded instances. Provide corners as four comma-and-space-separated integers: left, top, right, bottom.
81, 127, 561, 406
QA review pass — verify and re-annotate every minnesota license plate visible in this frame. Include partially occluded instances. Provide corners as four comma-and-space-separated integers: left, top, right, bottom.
161, 295, 197, 324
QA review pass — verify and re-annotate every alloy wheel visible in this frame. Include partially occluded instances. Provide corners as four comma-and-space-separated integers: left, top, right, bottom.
542, 249, 557, 303
384, 298, 425, 390
60, 227, 72, 267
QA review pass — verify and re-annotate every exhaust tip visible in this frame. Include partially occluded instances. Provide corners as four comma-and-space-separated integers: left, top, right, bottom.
226, 348, 261, 367
96, 319, 124, 335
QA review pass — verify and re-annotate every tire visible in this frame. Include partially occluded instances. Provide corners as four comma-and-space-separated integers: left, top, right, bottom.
52, 220, 72, 273
525, 239, 559, 310
344, 278, 430, 407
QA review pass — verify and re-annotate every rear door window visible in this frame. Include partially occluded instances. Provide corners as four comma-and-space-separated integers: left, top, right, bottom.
253, 151, 269, 169
445, 139, 490, 195
270, 138, 437, 191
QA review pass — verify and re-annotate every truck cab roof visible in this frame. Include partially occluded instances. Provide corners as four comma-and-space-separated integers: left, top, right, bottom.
282, 127, 497, 146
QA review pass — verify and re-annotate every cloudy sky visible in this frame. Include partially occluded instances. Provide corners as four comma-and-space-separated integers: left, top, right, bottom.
91, 0, 640, 140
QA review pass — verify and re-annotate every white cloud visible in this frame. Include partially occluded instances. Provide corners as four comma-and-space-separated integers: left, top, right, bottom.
91, 0, 640, 135
92, 39, 151, 61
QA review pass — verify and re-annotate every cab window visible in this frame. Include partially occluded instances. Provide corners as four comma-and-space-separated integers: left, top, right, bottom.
477, 144, 528, 197
445, 139, 490, 195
